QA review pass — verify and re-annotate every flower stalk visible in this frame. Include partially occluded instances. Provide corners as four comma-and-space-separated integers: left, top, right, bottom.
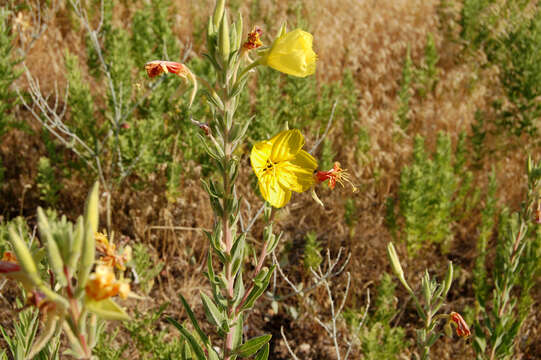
387, 242, 467, 360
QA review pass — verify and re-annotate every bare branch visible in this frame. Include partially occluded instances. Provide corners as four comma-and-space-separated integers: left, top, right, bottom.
280, 326, 301, 360
309, 100, 337, 154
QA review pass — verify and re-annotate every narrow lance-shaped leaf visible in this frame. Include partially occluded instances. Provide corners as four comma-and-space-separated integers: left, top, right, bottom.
254, 343, 270, 360
167, 317, 207, 360
235, 334, 272, 357
179, 293, 209, 345
200, 291, 226, 327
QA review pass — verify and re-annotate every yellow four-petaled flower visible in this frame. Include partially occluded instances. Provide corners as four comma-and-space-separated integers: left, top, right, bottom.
262, 29, 317, 78
251, 129, 317, 208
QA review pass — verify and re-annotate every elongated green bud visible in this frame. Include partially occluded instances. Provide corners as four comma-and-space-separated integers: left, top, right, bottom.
8, 225, 41, 286
236, 11, 243, 52
213, 0, 225, 29
422, 270, 431, 305
68, 216, 84, 271
78, 181, 99, 289
387, 242, 412, 293
230, 22, 238, 53
38, 207, 67, 286
442, 261, 453, 297
219, 10, 230, 63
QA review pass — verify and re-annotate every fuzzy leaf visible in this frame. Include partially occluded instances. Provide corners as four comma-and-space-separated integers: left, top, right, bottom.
235, 334, 272, 357
85, 298, 130, 321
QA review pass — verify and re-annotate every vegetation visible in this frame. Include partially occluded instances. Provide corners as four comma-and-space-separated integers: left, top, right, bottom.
0, 0, 540, 359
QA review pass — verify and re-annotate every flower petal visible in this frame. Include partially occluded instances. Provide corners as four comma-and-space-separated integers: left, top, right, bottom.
264, 29, 316, 77
258, 173, 292, 208
250, 140, 273, 178
276, 150, 318, 192
270, 129, 304, 162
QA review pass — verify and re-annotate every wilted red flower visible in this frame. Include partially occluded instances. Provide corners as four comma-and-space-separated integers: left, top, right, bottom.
145, 60, 187, 78
450, 312, 471, 338
535, 202, 541, 224
0, 261, 20, 273
314, 162, 357, 191
243, 27, 263, 50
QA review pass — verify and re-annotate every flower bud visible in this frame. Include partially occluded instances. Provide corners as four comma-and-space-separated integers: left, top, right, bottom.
261, 29, 316, 78
387, 242, 412, 293
218, 10, 230, 63
442, 261, 453, 297
213, 0, 225, 29
8, 225, 41, 287
79, 182, 99, 288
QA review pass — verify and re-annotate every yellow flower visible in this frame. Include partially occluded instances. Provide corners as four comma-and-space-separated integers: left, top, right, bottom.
261, 29, 316, 78
251, 129, 317, 208
85, 265, 131, 301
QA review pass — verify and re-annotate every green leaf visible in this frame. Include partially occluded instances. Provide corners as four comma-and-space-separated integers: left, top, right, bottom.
235, 334, 272, 357
254, 343, 270, 360
167, 317, 206, 360
85, 298, 130, 321
178, 293, 209, 345
200, 292, 226, 328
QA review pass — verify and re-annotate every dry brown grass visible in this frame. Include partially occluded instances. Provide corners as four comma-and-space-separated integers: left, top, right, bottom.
1, 0, 540, 359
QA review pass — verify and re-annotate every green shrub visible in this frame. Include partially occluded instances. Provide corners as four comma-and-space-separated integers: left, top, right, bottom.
37, 157, 60, 206
0, 8, 22, 183
132, 243, 164, 295
344, 273, 408, 360
303, 231, 323, 270
472, 159, 541, 359
396, 133, 456, 254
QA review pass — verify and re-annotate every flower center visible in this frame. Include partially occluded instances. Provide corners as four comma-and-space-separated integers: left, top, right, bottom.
264, 159, 276, 174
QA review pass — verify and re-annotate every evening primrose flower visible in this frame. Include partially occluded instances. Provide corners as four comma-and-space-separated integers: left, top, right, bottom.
261, 29, 316, 78
251, 129, 317, 208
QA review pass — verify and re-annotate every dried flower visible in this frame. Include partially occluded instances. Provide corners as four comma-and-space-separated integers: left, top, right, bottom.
315, 162, 357, 192
243, 27, 263, 50
251, 129, 318, 208
1, 251, 17, 264
95, 232, 132, 271
145, 60, 187, 78
449, 312, 471, 338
